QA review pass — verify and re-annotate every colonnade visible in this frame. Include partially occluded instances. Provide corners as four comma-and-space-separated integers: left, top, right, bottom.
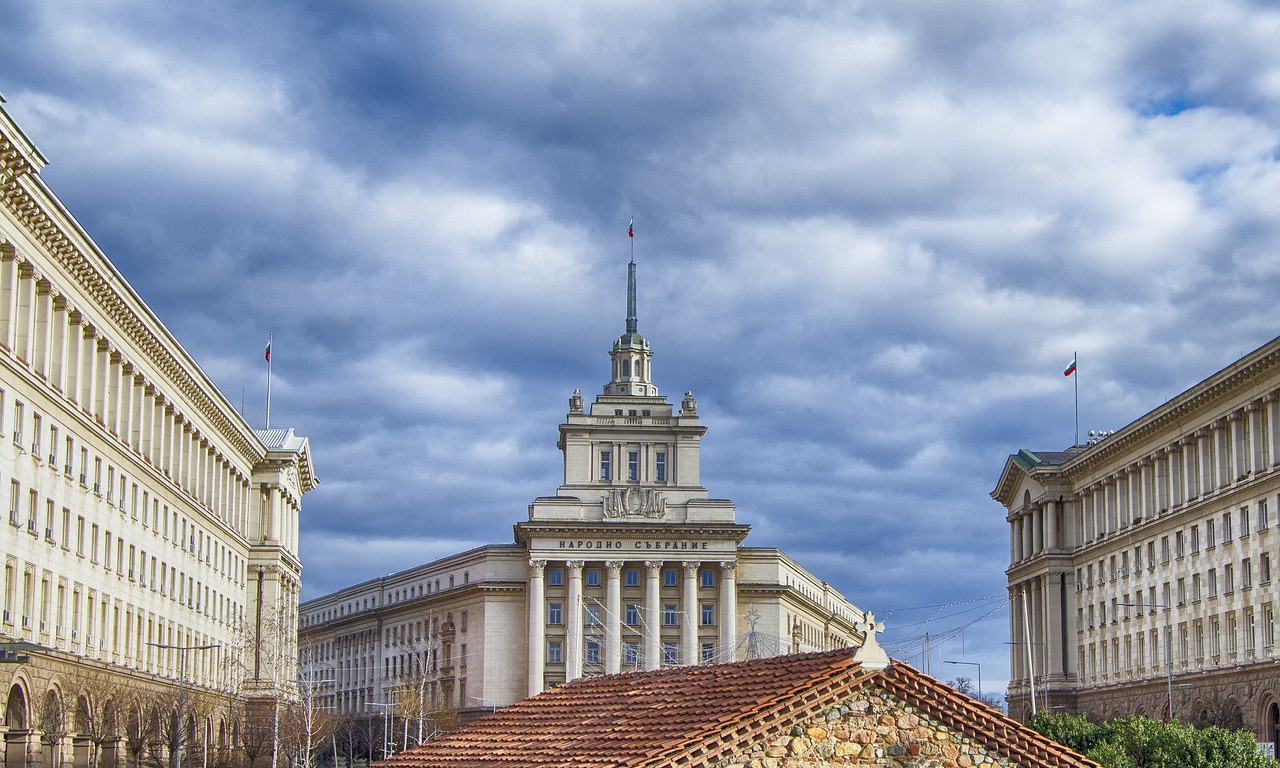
527, 558, 736, 696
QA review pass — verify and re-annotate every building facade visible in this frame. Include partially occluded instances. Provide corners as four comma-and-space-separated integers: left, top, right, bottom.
299, 258, 865, 730
0, 98, 317, 767
993, 336, 1280, 749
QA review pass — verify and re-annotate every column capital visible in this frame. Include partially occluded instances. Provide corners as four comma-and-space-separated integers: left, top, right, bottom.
565, 560, 584, 570
1226, 411, 1242, 422
680, 561, 699, 575
604, 561, 624, 574
644, 561, 663, 573
719, 561, 737, 574
528, 558, 547, 571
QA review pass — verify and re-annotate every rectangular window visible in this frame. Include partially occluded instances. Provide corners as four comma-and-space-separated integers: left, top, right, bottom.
655, 452, 666, 482
585, 605, 601, 626
1262, 553, 1272, 584
625, 569, 640, 588
548, 603, 563, 625
1208, 568, 1218, 597
700, 603, 715, 626
1190, 525, 1200, 553
625, 604, 640, 625
1192, 574, 1201, 602
1147, 541, 1156, 568
1223, 512, 1232, 542
663, 570, 677, 588
701, 642, 716, 664
628, 451, 639, 482
1175, 531, 1185, 558
623, 642, 639, 666
662, 642, 677, 665
1243, 558, 1253, 589
586, 569, 600, 587
1225, 563, 1235, 593
1261, 499, 1270, 531
662, 604, 678, 626
1240, 506, 1251, 537
1134, 546, 1143, 570
700, 570, 715, 589
586, 641, 600, 665
548, 569, 563, 587
1161, 536, 1170, 563
547, 641, 562, 664
599, 450, 611, 481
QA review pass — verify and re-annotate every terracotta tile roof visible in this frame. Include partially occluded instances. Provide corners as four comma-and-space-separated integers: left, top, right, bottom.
376, 649, 1100, 768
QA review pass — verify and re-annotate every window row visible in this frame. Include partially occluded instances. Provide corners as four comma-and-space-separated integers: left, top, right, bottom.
545, 566, 717, 588
545, 601, 717, 627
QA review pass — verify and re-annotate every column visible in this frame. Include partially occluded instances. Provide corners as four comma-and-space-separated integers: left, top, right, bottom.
681, 561, 698, 665
1267, 395, 1279, 468
718, 562, 737, 661
526, 559, 545, 696
565, 560, 584, 681
1032, 505, 1043, 553
643, 561, 661, 670
1228, 413, 1241, 483
1184, 437, 1197, 500
604, 561, 622, 675
1154, 451, 1167, 515
1045, 500, 1058, 551
1011, 518, 1021, 563
1137, 462, 1149, 521
1247, 403, 1260, 476
1021, 511, 1033, 559
1045, 572, 1062, 679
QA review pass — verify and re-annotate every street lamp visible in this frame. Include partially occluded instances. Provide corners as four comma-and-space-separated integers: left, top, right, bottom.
370, 701, 394, 760
1121, 602, 1173, 721
148, 642, 220, 768
943, 660, 983, 704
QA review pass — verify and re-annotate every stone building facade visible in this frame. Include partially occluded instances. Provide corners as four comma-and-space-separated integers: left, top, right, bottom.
993, 335, 1280, 750
0, 98, 317, 767
298, 258, 864, 726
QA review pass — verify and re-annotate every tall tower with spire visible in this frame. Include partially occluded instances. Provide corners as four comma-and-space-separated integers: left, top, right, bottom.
521, 255, 736, 524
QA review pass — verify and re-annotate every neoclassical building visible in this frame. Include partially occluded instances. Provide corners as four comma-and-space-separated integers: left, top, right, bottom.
299, 258, 866, 727
0, 98, 317, 766
993, 336, 1280, 749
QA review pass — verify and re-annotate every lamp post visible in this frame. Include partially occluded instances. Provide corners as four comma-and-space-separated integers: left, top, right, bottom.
1004, 641, 1046, 715
148, 642, 220, 768
1121, 602, 1173, 721
943, 660, 983, 704
370, 702, 394, 760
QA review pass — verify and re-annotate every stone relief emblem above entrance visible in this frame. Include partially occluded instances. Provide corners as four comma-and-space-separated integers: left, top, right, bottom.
603, 487, 666, 518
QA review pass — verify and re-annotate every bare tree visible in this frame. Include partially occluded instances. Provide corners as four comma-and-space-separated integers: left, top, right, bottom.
32, 688, 71, 768
282, 646, 337, 768
120, 688, 160, 768
71, 669, 123, 768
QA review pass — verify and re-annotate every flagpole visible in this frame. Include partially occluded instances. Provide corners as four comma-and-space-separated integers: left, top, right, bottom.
1073, 351, 1079, 448
266, 334, 273, 430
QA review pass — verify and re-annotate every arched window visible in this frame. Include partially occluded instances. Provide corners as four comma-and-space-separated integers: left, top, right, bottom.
1269, 702, 1279, 756
622, 359, 631, 377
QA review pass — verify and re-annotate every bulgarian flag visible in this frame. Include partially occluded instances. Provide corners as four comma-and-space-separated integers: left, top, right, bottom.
264, 339, 272, 363
628, 217, 634, 238
1063, 356, 1077, 377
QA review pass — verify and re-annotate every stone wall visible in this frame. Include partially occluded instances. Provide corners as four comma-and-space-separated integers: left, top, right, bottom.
720, 688, 1019, 768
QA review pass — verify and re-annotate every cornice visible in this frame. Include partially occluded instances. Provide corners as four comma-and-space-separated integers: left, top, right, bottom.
1, 142, 262, 466
1063, 339, 1280, 480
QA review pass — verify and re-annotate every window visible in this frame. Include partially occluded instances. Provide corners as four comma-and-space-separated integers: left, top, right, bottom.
548, 569, 563, 587
1243, 558, 1253, 589
1225, 563, 1235, 593
1192, 574, 1201, 602
700, 570, 715, 589
1147, 541, 1156, 568
627, 451, 639, 482
662, 642, 677, 665
586, 569, 600, 587
548, 603, 563, 625
1208, 568, 1218, 597
700, 603, 715, 625
1161, 536, 1170, 563
625, 604, 640, 625
599, 450, 611, 481
1175, 531, 1185, 558
585, 604, 601, 626
1240, 506, 1251, 537
623, 642, 639, 666
655, 452, 666, 482
1190, 525, 1199, 553
625, 569, 639, 588
1223, 512, 1232, 543
1134, 546, 1143, 570
547, 641, 562, 664
1262, 553, 1272, 584
701, 642, 716, 663
1261, 499, 1270, 531
586, 641, 600, 665
663, 570, 677, 588
662, 604, 678, 626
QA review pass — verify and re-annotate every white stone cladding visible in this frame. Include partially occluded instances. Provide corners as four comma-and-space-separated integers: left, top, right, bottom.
0, 98, 317, 756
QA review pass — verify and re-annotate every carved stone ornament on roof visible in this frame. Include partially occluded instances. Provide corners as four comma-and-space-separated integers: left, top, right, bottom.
603, 486, 666, 519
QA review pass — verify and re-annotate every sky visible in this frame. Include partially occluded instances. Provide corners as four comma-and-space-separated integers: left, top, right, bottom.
5, 0, 1280, 696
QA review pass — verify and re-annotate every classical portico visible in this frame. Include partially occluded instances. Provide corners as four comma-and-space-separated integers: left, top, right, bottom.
516, 255, 751, 695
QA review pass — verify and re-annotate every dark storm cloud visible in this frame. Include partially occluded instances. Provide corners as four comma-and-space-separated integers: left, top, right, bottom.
5, 0, 1280, 694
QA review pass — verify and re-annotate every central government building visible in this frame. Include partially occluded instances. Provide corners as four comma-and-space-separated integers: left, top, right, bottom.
299, 259, 868, 722
994, 336, 1280, 750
